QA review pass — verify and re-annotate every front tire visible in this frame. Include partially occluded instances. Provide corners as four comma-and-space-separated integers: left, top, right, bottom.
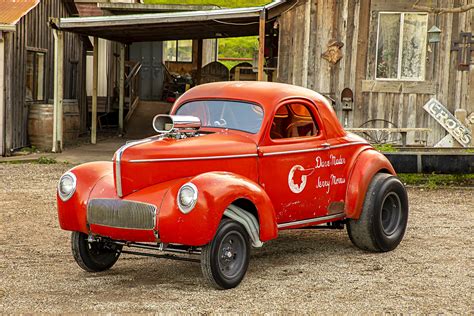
201, 218, 250, 289
347, 173, 408, 252
71, 232, 122, 272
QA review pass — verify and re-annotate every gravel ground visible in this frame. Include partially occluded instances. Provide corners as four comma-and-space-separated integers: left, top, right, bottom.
0, 164, 473, 313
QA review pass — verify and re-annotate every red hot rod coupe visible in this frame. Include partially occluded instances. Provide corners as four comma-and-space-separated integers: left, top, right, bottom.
57, 82, 408, 289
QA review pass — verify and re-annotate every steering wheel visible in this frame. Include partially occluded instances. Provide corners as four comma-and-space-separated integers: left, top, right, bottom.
213, 118, 227, 127
270, 122, 283, 139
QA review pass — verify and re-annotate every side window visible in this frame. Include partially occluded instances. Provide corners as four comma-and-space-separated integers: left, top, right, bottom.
26, 50, 45, 102
164, 40, 193, 62
376, 12, 428, 80
270, 103, 319, 139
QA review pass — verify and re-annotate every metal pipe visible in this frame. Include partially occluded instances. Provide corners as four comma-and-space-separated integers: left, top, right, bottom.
258, 9, 266, 81
110, 240, 201, 255
120, 250, 200, 263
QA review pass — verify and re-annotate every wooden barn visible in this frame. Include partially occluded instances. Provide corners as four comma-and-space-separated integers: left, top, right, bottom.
276, 0, 473, 147
18, 0, 472, 154
0, 0, 88, 156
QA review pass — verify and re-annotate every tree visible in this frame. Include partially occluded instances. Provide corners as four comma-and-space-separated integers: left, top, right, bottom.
413, 0, 474, 14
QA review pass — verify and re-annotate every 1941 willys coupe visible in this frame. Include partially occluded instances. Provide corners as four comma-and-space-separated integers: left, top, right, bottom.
57, 82, 408, 289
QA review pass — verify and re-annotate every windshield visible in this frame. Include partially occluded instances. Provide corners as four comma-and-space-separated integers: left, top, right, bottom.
175, 100, 264, 134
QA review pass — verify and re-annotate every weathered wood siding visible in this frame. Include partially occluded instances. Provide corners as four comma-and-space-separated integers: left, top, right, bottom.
277, 0, 473, 146
3, 0, 87, 153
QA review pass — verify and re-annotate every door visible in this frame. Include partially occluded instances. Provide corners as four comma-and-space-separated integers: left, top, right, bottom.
130, 41, 164, 101
258, 100, 332, 224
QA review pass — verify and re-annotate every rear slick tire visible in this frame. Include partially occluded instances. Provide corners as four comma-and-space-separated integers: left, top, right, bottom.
347, 173, 409, 252
201, 218, 250, 290
71, 232, 121, 272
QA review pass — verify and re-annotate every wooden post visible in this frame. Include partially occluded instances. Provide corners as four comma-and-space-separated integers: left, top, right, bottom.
196, 39, 203, 85
235, 67, 240, 81
4, 31, 12, 155
0, 32, 4, 156
52, 29, 64, 153
302, 0, 311, 88
258, 10, 266, 81
118, 43, 125, 135
91, 37, 98, 144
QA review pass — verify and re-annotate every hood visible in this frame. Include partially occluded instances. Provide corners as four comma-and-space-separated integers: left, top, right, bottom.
114, 132, 259, 197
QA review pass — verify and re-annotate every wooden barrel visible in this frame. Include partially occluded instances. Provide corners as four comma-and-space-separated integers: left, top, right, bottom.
28, 103, 54, 151
63, 99, 80, 143
28, 100, 80, 151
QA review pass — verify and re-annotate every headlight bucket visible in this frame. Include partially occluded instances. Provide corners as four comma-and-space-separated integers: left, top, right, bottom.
177, 182, 198, 214
58, 172, 77, 202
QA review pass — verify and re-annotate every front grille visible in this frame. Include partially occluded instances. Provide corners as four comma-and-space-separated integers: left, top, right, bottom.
87, 199, 157, 230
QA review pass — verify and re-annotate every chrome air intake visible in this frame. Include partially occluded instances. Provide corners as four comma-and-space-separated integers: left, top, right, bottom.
114, 115, 201, 197
153, 115, 201, 135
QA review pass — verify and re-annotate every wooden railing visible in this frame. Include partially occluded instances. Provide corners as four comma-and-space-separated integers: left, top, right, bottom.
124, 61, 141, 124
233, 66, 277, 82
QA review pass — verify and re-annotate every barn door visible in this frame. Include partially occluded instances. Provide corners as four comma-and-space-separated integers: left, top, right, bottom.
130, 42, 164, 101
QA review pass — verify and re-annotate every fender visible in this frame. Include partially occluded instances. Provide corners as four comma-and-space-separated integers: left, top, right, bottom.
345, 149, 396, 219
57, 161, 113, 233
158, 171, 278, 247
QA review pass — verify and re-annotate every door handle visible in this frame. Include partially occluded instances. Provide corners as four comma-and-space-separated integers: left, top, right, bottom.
322, 143, 331, 148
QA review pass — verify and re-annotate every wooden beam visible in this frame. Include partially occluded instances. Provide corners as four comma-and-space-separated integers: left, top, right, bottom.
361, 80, 437, 94
52, 29, 64, 153
91, 37, 99, 144
0, 32, 4, 156
53, 30, 58, 152
353, 0, 371, 127
258, 10, 265, 81
3, 31, 12, 155
196, 39, 203, 84
302, 0, 311, 87
118, 43, 125, 134
0, 25, 15, 32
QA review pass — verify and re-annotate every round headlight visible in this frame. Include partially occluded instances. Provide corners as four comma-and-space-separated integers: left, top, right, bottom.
58, 172, 77, 202
177, 183, 198, 214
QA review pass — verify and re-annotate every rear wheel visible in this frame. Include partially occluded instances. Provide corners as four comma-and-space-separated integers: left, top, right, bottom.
347, 173, 408, 252
201, 218, 250, 289
71, 232, 122, 272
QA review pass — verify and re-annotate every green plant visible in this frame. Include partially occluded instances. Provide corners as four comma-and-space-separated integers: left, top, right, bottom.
18, 146, 38, 154
426, 176, 438, 190
37, 156, 57, 164
373, 144, 398, 152
398, 173, 474, 188
218, 36, 259, 69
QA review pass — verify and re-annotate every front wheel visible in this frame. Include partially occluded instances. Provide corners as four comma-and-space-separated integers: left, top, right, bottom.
201, 218, 250, 289
71, 232, 122, 272
347, 173, 408, 252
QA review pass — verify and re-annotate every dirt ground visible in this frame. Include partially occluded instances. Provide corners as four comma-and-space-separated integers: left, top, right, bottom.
0, 164, 472, 313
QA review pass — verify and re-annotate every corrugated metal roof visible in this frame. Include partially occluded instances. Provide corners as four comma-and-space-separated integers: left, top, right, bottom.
0, 0, 40, 25
50, 0, 294, 43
